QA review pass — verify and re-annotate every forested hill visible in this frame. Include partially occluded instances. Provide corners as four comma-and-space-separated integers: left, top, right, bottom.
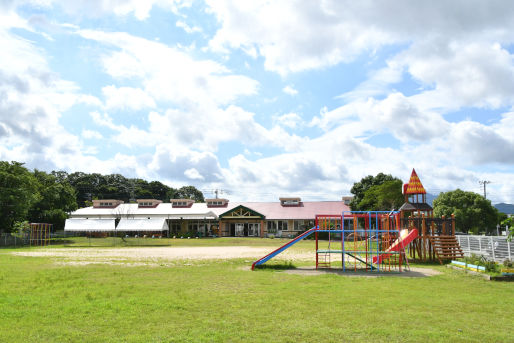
495, 203, 514, 214
66, 172, 204, 208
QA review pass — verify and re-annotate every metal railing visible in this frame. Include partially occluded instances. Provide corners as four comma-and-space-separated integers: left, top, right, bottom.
456, 235, 513, 262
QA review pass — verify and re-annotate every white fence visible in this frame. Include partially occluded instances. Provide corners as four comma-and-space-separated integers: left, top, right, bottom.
456, 235, 513, 262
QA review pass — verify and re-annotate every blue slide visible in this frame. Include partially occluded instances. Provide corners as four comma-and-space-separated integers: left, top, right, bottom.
251, 227, 317, 270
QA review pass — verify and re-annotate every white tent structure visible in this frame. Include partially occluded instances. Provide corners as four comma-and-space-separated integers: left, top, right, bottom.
64, 218, 115, 232
116, 218, 168, 232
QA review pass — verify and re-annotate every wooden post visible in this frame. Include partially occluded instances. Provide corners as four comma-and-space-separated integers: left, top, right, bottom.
430, 221, 435, 261
451, 214, 455, 236
422, 213, 426, 261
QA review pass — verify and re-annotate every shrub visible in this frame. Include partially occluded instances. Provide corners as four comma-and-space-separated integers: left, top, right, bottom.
12, 221, 30, 239
484, 260, 500, 273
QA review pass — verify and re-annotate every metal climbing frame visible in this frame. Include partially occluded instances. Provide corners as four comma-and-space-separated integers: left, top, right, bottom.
29, 223, 51, 246
315, 211, 407, 272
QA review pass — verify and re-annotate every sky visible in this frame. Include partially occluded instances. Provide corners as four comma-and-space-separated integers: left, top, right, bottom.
1, 1, 514, 203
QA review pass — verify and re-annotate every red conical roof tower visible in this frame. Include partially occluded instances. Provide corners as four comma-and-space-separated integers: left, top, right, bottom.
404, 169, 426, 194
400, 168, 432, 216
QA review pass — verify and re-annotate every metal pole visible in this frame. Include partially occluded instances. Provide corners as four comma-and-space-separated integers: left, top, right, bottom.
491, 237, 495, 261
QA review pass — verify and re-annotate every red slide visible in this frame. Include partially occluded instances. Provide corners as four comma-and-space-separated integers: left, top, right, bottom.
373, 228, 418, 264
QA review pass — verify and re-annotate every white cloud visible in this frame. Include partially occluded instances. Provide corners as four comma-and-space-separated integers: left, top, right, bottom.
206, 1, 514, 75
146, 104, 305, 152
273, 112, 303, 129
402, 41, 514, 110
282, 85, 298, 96
184, 168, 204, 180
176, 20, 202, 34
81, 129, 103, 139
102, 85, 156, 111
450, 118, 514, 165
337, 62, 404, 102
48, 0, 191, 21
0, 20, 104, 172
90, 111, 154, 147
78, 29, 259, 107
312, 92, 449, 143
149, 145, 223, 183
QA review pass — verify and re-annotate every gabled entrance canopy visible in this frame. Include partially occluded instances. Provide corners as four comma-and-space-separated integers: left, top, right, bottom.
219, 205, 265, 219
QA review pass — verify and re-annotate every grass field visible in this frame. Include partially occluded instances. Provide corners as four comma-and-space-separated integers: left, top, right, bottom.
0, 238, 512, 342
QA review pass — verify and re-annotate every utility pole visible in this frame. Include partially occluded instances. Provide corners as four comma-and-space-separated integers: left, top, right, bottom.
212, 189, 228, 199
479, 180, 491, 199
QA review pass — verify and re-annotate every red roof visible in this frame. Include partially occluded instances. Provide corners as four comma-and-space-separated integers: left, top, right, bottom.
212, 201, 350, 220
404, 169, 426, 194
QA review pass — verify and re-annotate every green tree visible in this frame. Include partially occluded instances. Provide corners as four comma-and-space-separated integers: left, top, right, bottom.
67, 172, 106, 207
358, 180, 404, 211
147, 181, 172, 201
0, 161, 39, 232
350, 173, 402, 210
433, 189, 498, 234
501, 217, 514, 241
98, 174, 131, 201
172, 186, 205, 202
28, 170, 78, 231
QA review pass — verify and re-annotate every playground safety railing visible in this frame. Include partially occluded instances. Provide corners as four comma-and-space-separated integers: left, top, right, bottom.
456, 235, 513, 262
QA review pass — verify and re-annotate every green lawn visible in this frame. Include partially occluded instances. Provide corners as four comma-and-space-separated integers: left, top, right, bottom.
0, 239, 512, 342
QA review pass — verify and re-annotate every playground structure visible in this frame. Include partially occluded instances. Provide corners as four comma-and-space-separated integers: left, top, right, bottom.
399, 169, 463, 263
316, 211, 415, 272
252, 169, 464, 270
29, 223, 51, 246
252, 210, 416, 272
401, 215, 463, 263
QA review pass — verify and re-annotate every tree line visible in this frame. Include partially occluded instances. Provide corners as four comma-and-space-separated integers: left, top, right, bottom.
349, 173, 512, 236
1, 160, 512, 237
0, 161, 204, 233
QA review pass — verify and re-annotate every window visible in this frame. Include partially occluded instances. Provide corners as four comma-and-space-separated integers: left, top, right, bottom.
280, 198, 301, 206
267, 221, 277, 234
294, 220, 315, 231
267, 220, 288, 232
283, 200, 299, 205
207, 200, 224, 206
169, 222, 181, 235
188, 223, 198, 233
172, 200, 192, 207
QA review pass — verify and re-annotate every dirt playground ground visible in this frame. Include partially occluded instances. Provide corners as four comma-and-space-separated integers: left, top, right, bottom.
11, 247, 441, 277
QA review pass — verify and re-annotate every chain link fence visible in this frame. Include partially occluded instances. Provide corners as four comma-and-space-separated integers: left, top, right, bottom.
0, 233, 28, 247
